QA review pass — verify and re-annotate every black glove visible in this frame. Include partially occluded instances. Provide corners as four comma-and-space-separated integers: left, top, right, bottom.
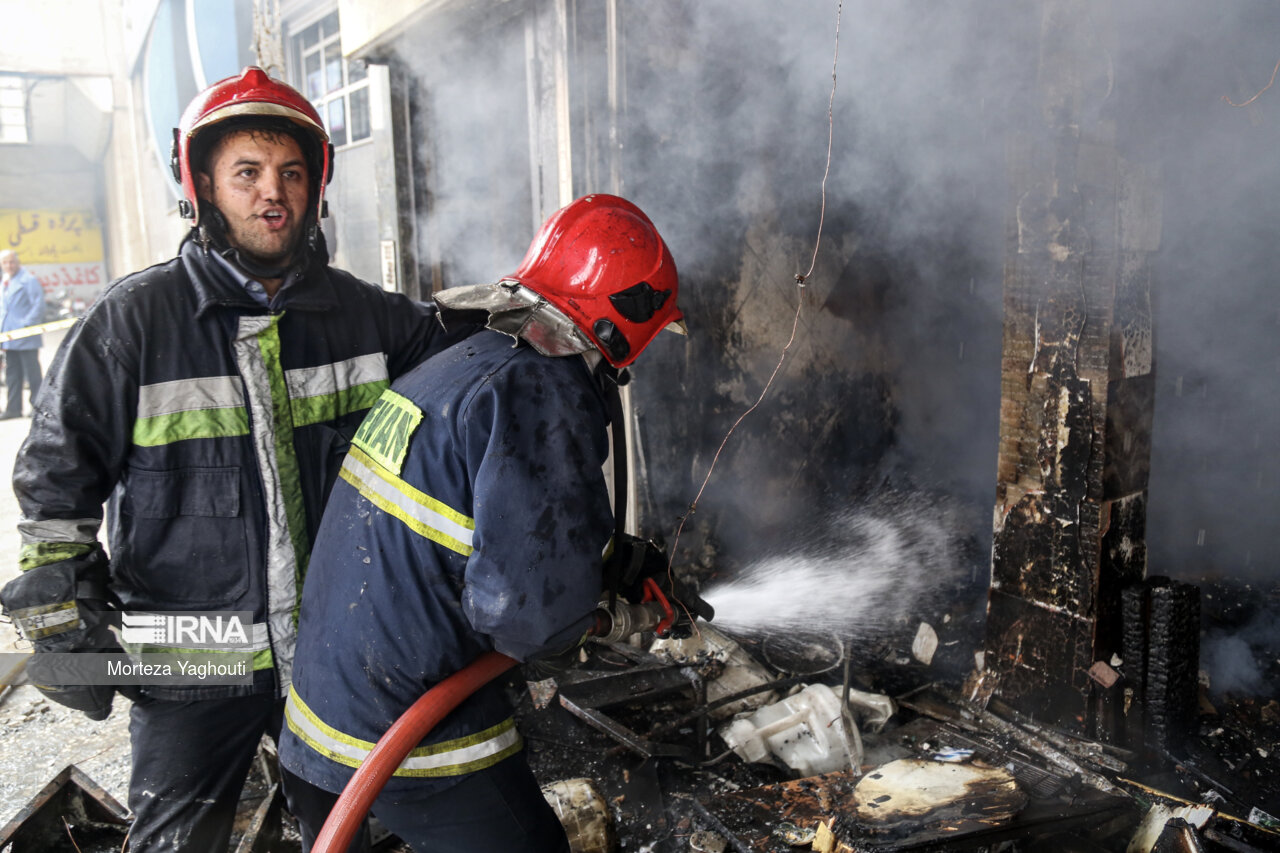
1, 547, 124, 719
602, 533, 715, 638
523, 639, 585, 681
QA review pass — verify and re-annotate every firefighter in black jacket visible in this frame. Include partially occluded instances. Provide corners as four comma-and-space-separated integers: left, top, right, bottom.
0, 67, 471, 852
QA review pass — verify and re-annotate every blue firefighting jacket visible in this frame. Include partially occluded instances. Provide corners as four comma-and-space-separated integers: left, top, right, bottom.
10, 239, 470, 699
278, 329, 613, 798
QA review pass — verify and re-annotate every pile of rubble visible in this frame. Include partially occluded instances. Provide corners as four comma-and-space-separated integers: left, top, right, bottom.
3, 579, 1276, 852
515, 593, 1279, 853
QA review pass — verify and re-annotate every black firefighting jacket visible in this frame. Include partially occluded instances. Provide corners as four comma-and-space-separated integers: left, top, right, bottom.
9, 239, 470, 699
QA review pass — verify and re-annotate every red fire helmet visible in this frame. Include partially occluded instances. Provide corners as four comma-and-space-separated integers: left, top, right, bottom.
509, 195, 684, 368
170, 66, 332, 227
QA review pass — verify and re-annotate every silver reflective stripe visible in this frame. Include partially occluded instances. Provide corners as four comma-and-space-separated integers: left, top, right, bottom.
401, 726, 520, 772
285, 353, 388, 401
137, 375, 244, 418
17, 517, 100, 546
233, 315, 298, 694
341, 450, 475, 551
12, 601, 80, 640
285, 687, 521, 774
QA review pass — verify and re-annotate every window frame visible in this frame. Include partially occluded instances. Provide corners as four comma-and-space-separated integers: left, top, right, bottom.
287, 8, 372, 151
0, 76, 30, 145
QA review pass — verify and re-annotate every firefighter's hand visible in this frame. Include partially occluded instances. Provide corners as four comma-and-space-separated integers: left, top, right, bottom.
523, 643, 582, 681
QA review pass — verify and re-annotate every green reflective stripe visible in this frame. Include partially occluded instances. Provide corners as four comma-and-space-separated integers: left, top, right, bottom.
132, 407, 250, 447
11, 601, 79, 640
19, 542, 94, 571
256, 317, 311, 624
290, 379, 388, 427
285, 686, 522, 777
120, 645, 275, 671
339, 446, 475, 555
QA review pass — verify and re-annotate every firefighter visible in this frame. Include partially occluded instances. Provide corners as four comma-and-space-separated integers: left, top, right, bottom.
0, 68, 474, 852
277, 194, 685, 851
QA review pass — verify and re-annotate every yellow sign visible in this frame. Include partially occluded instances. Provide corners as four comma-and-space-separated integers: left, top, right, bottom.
1, 208, 104, 265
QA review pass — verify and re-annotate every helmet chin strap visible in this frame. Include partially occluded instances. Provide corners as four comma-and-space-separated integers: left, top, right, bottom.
219, 247, 293, 282
195, 203, 307, 282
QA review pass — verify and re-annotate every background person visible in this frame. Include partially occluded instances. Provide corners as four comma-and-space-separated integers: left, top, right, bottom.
0, 67, 473, 852
0, 249, 45, 419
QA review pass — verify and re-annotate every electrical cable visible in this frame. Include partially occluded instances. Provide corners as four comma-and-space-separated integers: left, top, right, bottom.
665, 1, 846, 602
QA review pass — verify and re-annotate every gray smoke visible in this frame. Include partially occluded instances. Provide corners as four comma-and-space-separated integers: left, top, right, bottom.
1202, 608, 1280, 698
385, 2, 1280, 589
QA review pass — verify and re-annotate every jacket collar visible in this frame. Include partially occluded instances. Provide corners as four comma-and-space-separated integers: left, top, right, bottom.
181, 238, 339, 317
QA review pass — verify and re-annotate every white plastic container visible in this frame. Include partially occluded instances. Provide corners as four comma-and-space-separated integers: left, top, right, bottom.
649, 623, 777, 719
719, 683, 864, 777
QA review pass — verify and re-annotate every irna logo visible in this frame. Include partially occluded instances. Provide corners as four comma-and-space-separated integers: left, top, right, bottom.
120, 612, 250, 648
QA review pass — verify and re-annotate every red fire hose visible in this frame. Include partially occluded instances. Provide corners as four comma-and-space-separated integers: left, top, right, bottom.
310, 650, 519, 853
309, 601, 669, 853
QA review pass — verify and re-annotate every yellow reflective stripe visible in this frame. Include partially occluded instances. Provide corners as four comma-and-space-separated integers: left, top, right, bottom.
339, 446, 475, 555
285, 686, 522, 777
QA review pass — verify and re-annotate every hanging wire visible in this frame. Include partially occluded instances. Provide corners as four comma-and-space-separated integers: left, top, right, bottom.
666, 0, 845, 593
1222, 58, 1280, 108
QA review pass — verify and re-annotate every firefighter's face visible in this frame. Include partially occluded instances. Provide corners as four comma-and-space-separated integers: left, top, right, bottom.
197, 129, 310, 268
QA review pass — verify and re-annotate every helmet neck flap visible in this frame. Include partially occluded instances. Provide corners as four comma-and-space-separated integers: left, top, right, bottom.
497, 194, 684, 368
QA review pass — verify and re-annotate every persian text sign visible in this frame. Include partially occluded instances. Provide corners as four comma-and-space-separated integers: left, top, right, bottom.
2, 208, 105, 264
28, 262, 107, 292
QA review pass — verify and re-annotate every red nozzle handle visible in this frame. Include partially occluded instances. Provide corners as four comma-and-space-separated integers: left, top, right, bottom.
641, 578, 677, 636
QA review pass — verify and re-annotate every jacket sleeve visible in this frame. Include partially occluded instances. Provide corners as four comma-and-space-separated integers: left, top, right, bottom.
375, 291, 479, 382
13, 315, 136, 573
458, 357, 613, 661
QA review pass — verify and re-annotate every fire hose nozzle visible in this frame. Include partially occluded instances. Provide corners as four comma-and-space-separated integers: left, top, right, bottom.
590, 600, 667, 645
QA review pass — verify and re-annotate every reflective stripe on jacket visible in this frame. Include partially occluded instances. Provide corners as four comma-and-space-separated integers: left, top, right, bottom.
13, 238, 470, 699
284, 685, 522, 777
278, 330, 613, 797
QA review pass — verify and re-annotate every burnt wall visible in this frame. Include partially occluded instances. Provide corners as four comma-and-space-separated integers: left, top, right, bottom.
619, 1, 1017, 581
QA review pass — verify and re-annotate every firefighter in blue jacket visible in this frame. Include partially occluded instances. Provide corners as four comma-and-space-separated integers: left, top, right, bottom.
278, 194, 685, 851
0, 69, 474, 852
